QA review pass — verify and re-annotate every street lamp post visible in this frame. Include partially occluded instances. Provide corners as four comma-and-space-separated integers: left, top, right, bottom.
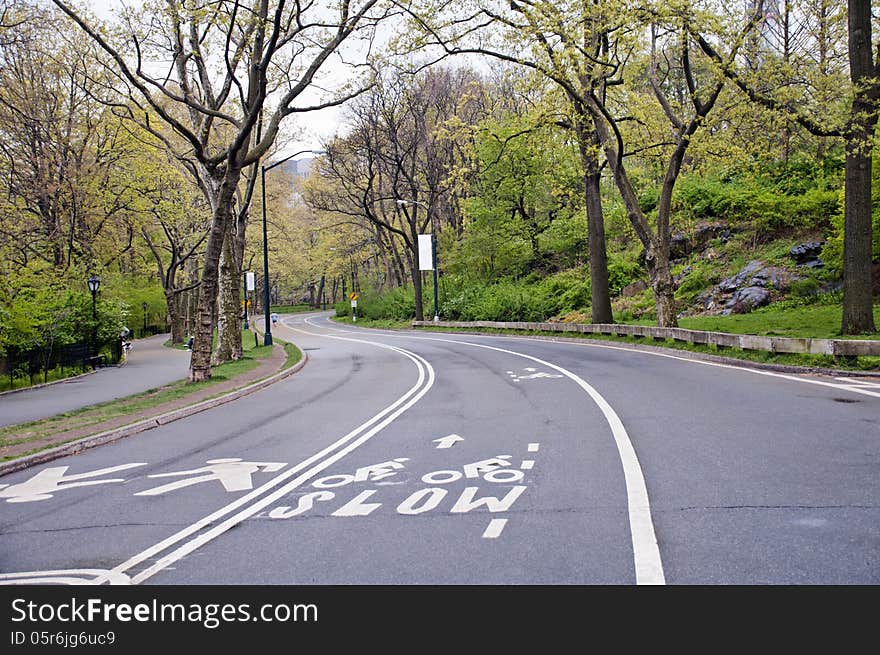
87, 275, 100, 353
142, 301, 148, 335
260, 149, 325, 344
397, 199, 439, 322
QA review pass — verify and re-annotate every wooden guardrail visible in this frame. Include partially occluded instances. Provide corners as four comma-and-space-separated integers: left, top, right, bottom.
411, 320, 880, 357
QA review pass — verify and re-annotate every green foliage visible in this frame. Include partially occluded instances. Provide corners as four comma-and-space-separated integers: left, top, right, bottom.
673, 173, 840, 233
822, 155, 880, 274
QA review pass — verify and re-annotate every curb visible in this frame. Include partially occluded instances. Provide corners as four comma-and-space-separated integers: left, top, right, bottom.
0, 350, 308, 478
405, 326, 880, 378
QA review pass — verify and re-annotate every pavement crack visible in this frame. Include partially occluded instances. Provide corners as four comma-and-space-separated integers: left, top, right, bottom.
1, 522, 188, 535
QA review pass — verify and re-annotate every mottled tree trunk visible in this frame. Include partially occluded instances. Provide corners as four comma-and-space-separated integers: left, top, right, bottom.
190, 168, 241, 382
213, 227, 242, 364
646, 243, 677, 328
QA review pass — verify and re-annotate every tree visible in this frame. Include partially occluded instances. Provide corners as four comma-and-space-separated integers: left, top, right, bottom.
52, 0, 389, 380
694, 0, 875, 333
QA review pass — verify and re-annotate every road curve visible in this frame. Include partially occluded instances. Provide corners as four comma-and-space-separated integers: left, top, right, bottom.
0, 312, 876, 584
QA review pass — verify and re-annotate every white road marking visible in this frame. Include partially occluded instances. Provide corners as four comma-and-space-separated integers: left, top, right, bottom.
433, 434, 465, 449
482, 518, 508, 539
330, 315, 880, 400
118, 332, 436, 584
0, 569, 133, 586
0, 463, 147, 503
310, 320, 665, 585
528, 443, 540, 452
521, 460, 535, 470
135, 459, 285, 496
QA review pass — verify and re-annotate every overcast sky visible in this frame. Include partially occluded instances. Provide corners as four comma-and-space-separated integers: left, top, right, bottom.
84, 0, 350, 158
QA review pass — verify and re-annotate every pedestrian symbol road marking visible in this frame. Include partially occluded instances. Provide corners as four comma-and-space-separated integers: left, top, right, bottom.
0, 463, 147, 503
135, 459, 286, 496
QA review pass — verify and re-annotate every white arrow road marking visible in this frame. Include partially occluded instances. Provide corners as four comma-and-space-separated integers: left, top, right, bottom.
433, 434, 465, 449
0, 463, 146, 503
108, 330, 435, 585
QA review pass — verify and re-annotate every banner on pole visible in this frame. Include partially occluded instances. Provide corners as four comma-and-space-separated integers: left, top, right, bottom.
245, 271, 255, 291
418, 234, 433, 271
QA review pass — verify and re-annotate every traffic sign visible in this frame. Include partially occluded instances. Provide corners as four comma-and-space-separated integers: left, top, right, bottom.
349, 292, 359, 301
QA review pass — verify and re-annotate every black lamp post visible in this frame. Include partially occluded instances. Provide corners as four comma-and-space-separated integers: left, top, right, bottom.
87, 275, 100, 351
142, 301, 148, 335
260, 149, 326, 345
397, 199, 439, 322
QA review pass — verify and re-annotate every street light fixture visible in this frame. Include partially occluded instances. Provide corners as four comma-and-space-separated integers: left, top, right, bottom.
397, 199, 439, 322
260, 149, 326, 345
87, 275, 100, 353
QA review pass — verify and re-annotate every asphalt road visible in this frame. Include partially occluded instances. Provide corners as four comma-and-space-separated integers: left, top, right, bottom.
0, 312, 877, 584
0, 334, 190, 427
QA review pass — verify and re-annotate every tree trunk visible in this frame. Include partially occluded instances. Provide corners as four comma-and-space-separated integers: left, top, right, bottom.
646, 242, 678, 328
842, 0, 878, 334
213, 226, 242, 364
166, 290, 185, 344
575, 118, 613, 324
190, 168, 241, 382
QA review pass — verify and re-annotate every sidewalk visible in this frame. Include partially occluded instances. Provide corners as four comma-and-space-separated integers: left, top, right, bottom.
0, 340, 290, 464
0, 334, 190, 428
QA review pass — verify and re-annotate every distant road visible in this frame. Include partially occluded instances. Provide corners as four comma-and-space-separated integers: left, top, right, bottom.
0, 334, 190, 427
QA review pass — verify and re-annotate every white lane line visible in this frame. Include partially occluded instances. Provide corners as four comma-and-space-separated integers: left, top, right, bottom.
131, 341, 435, 584
112, 335, 435, 583
521, 460, 535, 470
528, 443, 540, 452
309, 323, 664, 585
318, 314, 880, 400
482, 518, 508, 539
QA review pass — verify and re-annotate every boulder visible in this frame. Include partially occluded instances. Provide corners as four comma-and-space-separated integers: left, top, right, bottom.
724, 286, 770, 314
718, 260, 765, 292
789, 241, 825, 266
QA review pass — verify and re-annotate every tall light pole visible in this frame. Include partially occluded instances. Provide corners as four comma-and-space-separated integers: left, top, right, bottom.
87, 275, 100, 352
397, 199, 439, 322
260, 149, 325, 344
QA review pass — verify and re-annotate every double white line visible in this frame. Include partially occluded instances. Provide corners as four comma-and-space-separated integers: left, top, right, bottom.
108, 333, 435, 585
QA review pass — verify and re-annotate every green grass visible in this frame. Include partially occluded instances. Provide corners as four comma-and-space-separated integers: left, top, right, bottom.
675, 303, 880, 340
332, 315, 411, 329
271, 303, 314, 314
0, 330, 302, 460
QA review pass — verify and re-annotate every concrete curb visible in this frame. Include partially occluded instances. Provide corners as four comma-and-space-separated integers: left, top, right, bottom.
0, 350, 308, 478
412, 320, 880, 357
410, 323, 880, 378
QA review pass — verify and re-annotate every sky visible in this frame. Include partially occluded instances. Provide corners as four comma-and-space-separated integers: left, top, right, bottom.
85, 0, 353, 158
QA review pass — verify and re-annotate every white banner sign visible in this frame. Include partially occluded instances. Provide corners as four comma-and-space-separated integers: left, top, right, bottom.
245, 271, 255, 291
418, 234, 433, 271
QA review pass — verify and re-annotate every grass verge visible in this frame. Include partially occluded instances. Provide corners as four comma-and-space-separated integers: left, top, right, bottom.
1, 330, 302, 461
